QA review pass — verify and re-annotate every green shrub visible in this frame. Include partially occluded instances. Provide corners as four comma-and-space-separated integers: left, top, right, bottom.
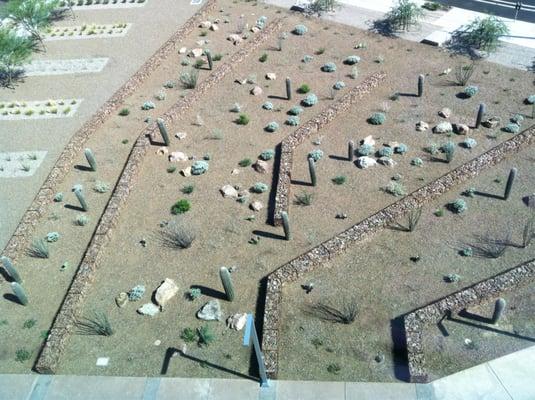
302, 55, 314, 63
118, 108, 130, 116
526, 95, 535, 105
298, 84, 311, 94
15, 349, 31, 363
385, 181, 406, 197
259, 149, 275, 160
333, 81, 346, 90
321, 62, 337, 72
294, 192, 313, 206
191, 160, 209, 175
265, 121, 279, 132
259, 53, 268, 62
449, 198, 467, 213
236, 114, 250, 125
286, 116, 300, 126
503, 123, 520, 134
75, 214, 89, 226
197, 325, 215, 346
171, 199, 191, 214
262, 102, 273, 110
377, 147, 394, 157
332, 175, 346, 185
28, 239, 49, 258
288, 106, 304, 115
179, 69, 198, 89
453, 16, 509, 52
251, 182, 268, 193
167, 165, 177, 173
181, 184, 194, 194
302, 93, 318, 107
368, 112, 386, 125
461, 138, 477, 148
293, 24, 308, 35
411, 157, 423, 167
357, 144, 374, 156
463, 85, 479, 98
181, 327, 196, 343
510, 114, 524, 125
385, 0, 424, 31
344, 55, 360, 65
308, 149, 323, 162
239, 158, 252, 167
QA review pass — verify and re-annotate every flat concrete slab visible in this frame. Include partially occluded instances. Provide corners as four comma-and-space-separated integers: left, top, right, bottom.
421, 30, 451, 47
487, 346, 535, 400
346, 382, 418, 400
209, 378, 260, 400
0, 374, 36, 400
428, 363, 512, 400
156, 377, 211, 400
275, 380, 346, 400
43, 375, 147, 400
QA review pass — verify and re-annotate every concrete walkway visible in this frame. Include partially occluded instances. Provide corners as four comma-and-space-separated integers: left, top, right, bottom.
268, 0, 535, 71
1, 345, 534, 400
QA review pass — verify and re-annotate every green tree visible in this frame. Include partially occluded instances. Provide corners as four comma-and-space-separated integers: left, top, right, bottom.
455, 16, 509, 53
385, 0, 424, 31
0, 27, 34, 86
1, 0, 61, 46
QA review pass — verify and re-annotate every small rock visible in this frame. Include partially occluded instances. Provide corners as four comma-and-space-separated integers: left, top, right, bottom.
189, 48, 203, 58
455, 124, 470, 135
227, 34, 243, 45
196, 39, 209, 46
227, 313, 248, 331
115, 292, 128, 308
210, 24, 219, 31
175, 132, 187, 140
178, 47, 187, 54
433, 121, 453, 134
440, 68, 452, 76
250, 200, 263, 211
137, 303, 160, 316
221, 184, 239, 199
362, 135, 375, 146
231, 168, 240, 175
439, 108, 451, 118
265, 72, 277, 80
169, 151, 188, 162
155, 278, 179, 309
253, 160, 270, 174
374, 353, 385, 363
523, 194, 535, 208
197, 300, 223, 321
154, 340, 161, 346
251, 26, 261, 33
180, 167, 192, 177
139, 239, 147, 247
415, 121, 429, 132
199, 21, 212, 29
156, 147, 169, 156
335, 213, 347, 219
251, 86, 263, 96
378, 157, 396, 167
357, 156, 377, 169
482, 117, 500, 128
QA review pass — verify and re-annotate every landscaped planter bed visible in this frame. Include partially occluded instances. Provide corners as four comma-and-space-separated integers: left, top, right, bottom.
43, 23, 131, 41
0, 151, 48, 178
22, 58, 109, 76
0, 99, 82, 120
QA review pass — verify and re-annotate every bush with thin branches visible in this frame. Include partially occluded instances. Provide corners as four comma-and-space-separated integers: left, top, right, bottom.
451, 16, 509, 54
179, 68, 198, 89
0, 27, 34, 86
159, 219, 196, 249
385, 0, 424, 32
305, 298, 358, 324
75, 310, 114, 336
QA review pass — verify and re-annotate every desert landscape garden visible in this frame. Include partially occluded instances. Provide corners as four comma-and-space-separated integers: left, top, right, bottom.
0, 0, 534, 386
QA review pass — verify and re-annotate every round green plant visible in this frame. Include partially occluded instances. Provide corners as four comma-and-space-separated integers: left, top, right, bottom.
368, 112, 386, 125
344, 55, 361, 65
308, 149, 323, 162
449, 198, 467, 214
301, 93, 318, 107
293, 24, 308, 35
171, 199, 191, 214
265, 121, 279, 132
321, 62, 337, 72
259, 149, 275, 160
251, 182, 268, 193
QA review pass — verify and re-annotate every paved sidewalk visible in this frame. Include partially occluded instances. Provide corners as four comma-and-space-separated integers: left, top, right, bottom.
1, 345, 533, 399
268, 0, 535, 71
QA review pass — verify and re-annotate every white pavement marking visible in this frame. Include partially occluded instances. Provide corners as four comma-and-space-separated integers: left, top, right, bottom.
191, 0, 202, 4
22, 58, 109, 76
470, 0, 535, 12
0, 99, 82, 121
0, 151, 47, 178
68, 0, 148, 10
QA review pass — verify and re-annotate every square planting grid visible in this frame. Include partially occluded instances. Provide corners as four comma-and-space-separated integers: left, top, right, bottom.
0, 151, 47, 178
0, 99, 82, 120
22, 58, 109, 76
43, 23, 131, 41
63, 0, 147, 9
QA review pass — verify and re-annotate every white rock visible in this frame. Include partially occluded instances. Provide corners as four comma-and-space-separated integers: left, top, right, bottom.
189, 48, 203, 58
175, 132, 187, 140
455, 124, 470, 135
231, 168, 240, 175
251, 86, 263, 96
250, 201, 263, 211
439, 107, 451, 118
253, 160, 270, 174
251, 26, 261, 33
226, 313, 248, 330
154, 340, 161, 346
196, 40, 209, 46
169, 152, 188, 162
416, 121, 429, 132
156, 147, 169, 155
433, 121, 453, 134
178, 47, 187, 54
440, 68, 451, 76
197, 300, 223, 321
362, 135, 375, 146
265, 73, 276, 80
137, 303, 160, 316
220, 184, 239, 199
357, 156, 377, 169
180, 166, 192, 177
378, 157, 396, 167
96, 357, 109, 367
199, 21, 212, 29
155, 278, 179, 308
227, 34, 243, 45
210, 24, 219, 31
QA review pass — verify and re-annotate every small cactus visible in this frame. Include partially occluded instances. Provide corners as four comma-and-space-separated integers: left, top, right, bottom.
475, 103, 486, 129
219, 267, 234, 302
206, 50, 213, 70
281, 211, 291, 240
74, 188, 88, 211
157, 118, 170, 146
11, 282, 28, 305
286, 77, 292, 100
348, 140, 354, 162
308, 157, 317, 187
503, 168, 517, 200
1, 256, 22, 283
491, 298, 506, 324
84, 148, 97, 171
417, 74, 424, 97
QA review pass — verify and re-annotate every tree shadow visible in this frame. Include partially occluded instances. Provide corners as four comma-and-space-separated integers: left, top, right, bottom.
390, 316, 410, 382
369, 19, 396, 38
0, 70, 26, 89
190, 285, 226, 301
3, 293, 23, 305
73, 164, 92, 172
252, 230, 286, 241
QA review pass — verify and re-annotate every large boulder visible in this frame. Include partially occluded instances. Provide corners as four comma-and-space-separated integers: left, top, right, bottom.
220, 184, 239, 199
253, 160, 270, 174
433, 122, 453, 134
227, 313, 248, 330
197, 300, 223, 321
137, 303, 160, 316
357, 156, 377, 169
169, 152, 188, 162
227, 34, 243, 45
155, 278, 179, 309
415, 121, 429, 132
251, 86, 263, 96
